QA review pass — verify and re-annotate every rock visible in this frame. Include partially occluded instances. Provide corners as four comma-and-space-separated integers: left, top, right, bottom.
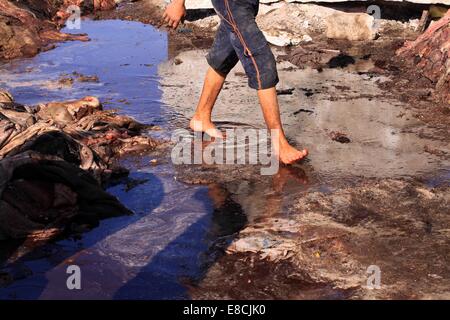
257, 4, 336, 47
0, 0, 118, 61
329, 131, 351, 143
94, 0, 117, 10
263, 31, 302, 46
0, 1, 43, 60
185, 0, 450, 7
397, 9, 450, 103
258, 2, 285, 15
286, 0, 449, 3
325, 12, 376, 41
185, 0, 213, 10
187, 15, 220, 31
260, 0, 282, 3
263, 29, 311, 46
302, 34, 313, 42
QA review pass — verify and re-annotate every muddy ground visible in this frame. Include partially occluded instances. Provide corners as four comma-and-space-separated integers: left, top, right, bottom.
96, 1, 450, 299
0, 0, 120, 61
0, 0, 449, 299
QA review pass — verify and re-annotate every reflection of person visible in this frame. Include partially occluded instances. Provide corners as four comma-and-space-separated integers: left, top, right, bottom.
265, 166, 308, 218
163, 0, 308, 164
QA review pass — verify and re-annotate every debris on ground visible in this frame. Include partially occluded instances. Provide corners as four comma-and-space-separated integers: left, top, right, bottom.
329, 131, 351, 143
189, 177, 450, 299
0, 89, 159, 242
276, 88, 295, 95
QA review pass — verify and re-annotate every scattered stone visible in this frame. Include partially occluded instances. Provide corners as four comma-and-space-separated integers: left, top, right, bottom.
326, 12, 376, 41
329, 131, 351, 143
58, 76, 75, 87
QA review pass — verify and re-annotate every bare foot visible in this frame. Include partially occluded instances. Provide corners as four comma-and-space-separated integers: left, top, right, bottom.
189, 114, 223, 138
276, 140, 308, 165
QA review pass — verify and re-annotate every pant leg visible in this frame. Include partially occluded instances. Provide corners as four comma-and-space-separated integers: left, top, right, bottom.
211, 0, 279, 90
206, 21, 239, 76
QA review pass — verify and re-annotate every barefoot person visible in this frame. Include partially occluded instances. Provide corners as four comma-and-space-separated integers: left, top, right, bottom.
163, 0, 308, 164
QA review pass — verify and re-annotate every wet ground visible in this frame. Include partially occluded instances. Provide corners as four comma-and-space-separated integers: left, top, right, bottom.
0, 19, 244, 299
0, 16, 449, 299
158, 41, 450, 299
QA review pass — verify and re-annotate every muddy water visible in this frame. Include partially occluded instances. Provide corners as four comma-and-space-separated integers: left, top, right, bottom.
0, 19, 449, 300
159, 48, 450, 222
159, 49, 450, 179
158, 46, 450, 299
0, 20, 245, 299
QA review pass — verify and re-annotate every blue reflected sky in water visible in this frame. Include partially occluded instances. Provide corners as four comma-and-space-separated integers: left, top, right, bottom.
0, 20, 230, 299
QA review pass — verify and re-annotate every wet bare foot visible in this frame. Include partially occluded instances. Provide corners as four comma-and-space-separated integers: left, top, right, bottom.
276, 140, 308, 165
189, 114, 223, 138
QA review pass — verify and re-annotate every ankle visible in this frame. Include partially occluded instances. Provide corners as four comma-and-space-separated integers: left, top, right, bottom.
277, 136, 290, 148
192, 112, 211, 122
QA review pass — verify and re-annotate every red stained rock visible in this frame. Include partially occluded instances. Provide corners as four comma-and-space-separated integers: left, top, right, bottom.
397, 10, 450, 103
0, 0, 115, 61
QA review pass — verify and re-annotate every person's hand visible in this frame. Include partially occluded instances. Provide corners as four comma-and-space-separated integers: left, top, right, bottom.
163, 0, 186, 29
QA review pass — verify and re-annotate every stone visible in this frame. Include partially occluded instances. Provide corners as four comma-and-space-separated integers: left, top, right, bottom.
325, 12, 376, 41
185, 0, 213, 10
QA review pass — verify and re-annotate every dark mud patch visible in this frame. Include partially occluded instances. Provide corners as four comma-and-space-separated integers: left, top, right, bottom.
169, 132, 449, 299
189, 253, 356, 300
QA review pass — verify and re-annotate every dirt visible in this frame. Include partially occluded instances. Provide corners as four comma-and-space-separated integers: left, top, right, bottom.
150, 3, 449, 298
0, 0, 118, 61
172, 160, 449, 299
0, 0, 448, 299
98, 1, 448, 131
79, 0, 450, 299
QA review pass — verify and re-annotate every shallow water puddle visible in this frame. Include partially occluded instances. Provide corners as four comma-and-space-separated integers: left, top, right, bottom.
0, 20, 244, 299
1, 19, 449, 300
159, 49, 450, 179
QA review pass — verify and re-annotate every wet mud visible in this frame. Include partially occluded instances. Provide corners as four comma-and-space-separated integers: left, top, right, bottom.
158, 33, 450, 299
0, 2, 448, 300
